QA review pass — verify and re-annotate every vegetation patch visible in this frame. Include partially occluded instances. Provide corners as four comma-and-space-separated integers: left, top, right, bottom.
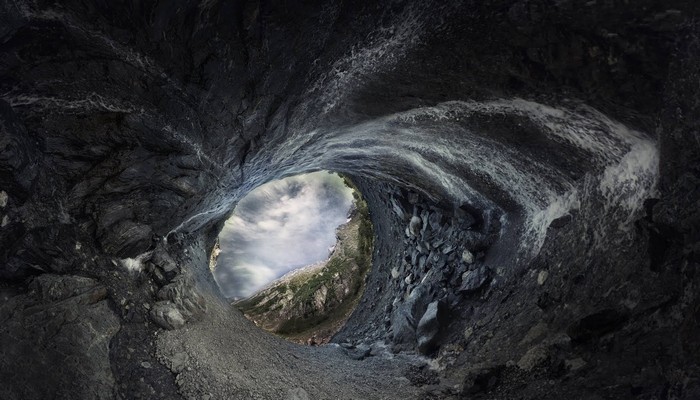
234, 178, 373, 344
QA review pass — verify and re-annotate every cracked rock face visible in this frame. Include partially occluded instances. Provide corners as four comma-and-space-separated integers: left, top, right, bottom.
0, 1, 699, 399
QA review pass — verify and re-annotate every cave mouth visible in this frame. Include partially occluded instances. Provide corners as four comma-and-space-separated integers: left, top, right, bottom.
211, 171, 374, 344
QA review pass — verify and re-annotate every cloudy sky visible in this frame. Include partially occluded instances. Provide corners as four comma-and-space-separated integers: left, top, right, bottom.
213, 171, 354, 299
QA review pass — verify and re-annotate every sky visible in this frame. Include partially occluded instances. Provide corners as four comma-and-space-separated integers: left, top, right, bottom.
213, 171, 354, 299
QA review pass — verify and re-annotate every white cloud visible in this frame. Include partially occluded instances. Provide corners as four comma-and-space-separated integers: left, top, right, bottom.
214, 171, 354, 298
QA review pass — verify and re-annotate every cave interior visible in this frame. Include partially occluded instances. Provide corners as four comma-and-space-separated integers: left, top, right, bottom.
0, 1, 699, 399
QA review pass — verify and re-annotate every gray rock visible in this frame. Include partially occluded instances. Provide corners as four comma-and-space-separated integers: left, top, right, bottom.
170, 352, 189, 373
409, 216, 422, 236
0, 275, 120, 400
390, 286, 431, 350
391, 197, 407, 220
418, 255, 427, 271
287, 388, 310, 400
151, 246, 179, 273
428, 212, 443, 230
460, 265, 490, 293
150, 301, 186, 330
461, 249, 475, 264
98, 219, 153, 258
565, 357, 587, 372
347, 344, 372, 360
416, 301, 441, 354
517, 345, 549, 371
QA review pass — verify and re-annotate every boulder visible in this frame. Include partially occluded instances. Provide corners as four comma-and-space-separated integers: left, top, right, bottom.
416, 301, 442, 354
150, 301, 186, 330
409, 216, 422, 236
459, 265, 490, 293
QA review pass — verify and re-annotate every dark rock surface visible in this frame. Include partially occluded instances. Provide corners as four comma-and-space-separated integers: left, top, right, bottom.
0, 274, 119, 399
0, 1, 699, 399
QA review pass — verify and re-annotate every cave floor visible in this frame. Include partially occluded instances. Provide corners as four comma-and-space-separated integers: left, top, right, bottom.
155, 297, 441, 400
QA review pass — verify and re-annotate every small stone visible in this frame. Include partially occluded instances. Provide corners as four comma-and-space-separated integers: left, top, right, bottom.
428, 212, 443, 230
150, 301, 186, 330
464, 327, 474, 341
462, 250, 474, 264
0, 191, 7, 208
347, 344, 371, 360
141, 361, 152, 369
460, 265, 490, 293
537, 270, 549, 285
517, 345, 548, 371
565, 358, 587, 371
391, 267, 400, 279
287, 388, 310, 400
417, 301, 441, 354
404, 274, 413, 285
520, 322, 548, 345
170, 352, 189, 373
409, 216, 422, 236
1, 215, 8, 227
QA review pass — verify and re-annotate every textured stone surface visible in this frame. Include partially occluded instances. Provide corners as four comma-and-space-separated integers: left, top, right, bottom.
0, 275, 119, 400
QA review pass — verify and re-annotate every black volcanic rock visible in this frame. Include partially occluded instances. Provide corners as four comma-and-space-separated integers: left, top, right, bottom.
0, 1, 699, 399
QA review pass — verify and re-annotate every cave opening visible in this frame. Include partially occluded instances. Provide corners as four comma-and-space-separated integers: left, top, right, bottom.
211, 171, 374, 344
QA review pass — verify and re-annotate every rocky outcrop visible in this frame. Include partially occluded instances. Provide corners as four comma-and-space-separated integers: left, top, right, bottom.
0, 274, 119, 400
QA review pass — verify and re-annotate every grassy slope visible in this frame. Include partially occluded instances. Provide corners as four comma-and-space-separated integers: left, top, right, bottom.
235, 187, 373, 343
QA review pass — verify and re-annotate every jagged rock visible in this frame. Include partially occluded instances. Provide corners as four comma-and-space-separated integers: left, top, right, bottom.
390, 286, 431, 350
151, 247, 179, 273
346, 344, 372, 360
0, 275, 119, 400
390, 197, 407, 220
98, 219, 153, 258
565, 358, 587, 372
150, 301, 186, 330
459, 265, 490, 293
464, 326, 474, 341
416, 301, 441, 354
461, 249, 475, 264
390, 267, 400, 279
409, 216, 422, 237
29, 274, 107, 304
428, 212, 443, 230
517, 345, 549, 371
169, 352, 189, 373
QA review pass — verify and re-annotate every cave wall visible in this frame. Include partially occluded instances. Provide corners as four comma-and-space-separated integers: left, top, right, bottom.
0, 0, 699, 399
